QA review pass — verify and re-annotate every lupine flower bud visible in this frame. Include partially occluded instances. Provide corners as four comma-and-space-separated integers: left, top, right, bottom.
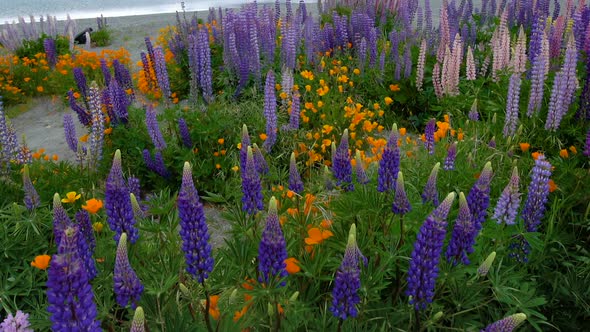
354, 150, 369, 185
466, 45, 476, 80
333, 129, 353, 191
324, 165, 335, 191
242, 147, 264, 215
481, 313, 527, 332
407, 193, 456, 310
23, 164, 40, 210
114, 233, 143, 308
258, 197, 287, 285
446, 192, 474, 265
130, 193, 145, 219
178, 162, 214, 282
492, 166, 521, 225
422, 162, 440, 206
424, 118, 436, 154
130, 307, 145, 332
105, 150, 138, 244
330, 224, 365, 319
522, 155, 552, 232
469, 99, 479, 121
378, 124, 400, 192
477, 252, 496, 276
444, 142, 457, 171
392, 171, 411, 215
240, 124, 251, 173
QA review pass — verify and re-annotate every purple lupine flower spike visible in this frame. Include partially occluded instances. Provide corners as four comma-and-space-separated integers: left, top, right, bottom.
481, 313, 527, 332
504, 73, 522, 137
263, 70, 278, 152
53, 193, 73, 248
407, 193, 456, 310
330, 224, 365, 320
43, 38, 57, 69
145, 106, 167, 150
105, 150, 138, 244
492, 166, 521, 225
240, 124, 251, 174
130, 307, 145, 332
100, 58, 112, 86
74, 210, 97, 279
63, 114, 78, 153
67, 90, 91, 126
153, 46, 171, 100
258, 197, 288, 285
0, 310, 33, 332
355, 150, 369, 185
178, 162, 214, 282
522, 155, 552, 232
114, 233, 143, 308
392, 171, 411, 215
422, 162, 441, 206
333, 129, 354, 191
287, 92, 301, 130
466, 161, 493, 243
252, 143, 269, 175
585, 128, 590, 157
128, 176, 141, 200
289, 152, 304, 194
242, 146, 264, 215
446, 192, 474, 265
23, 164, 40, 210
444, 142, 457, 171
377, 124, 400, 192
178, 118, 192, 148
47, 228, 101, 331
73, 67, 88, 100
424, 118, 436, 154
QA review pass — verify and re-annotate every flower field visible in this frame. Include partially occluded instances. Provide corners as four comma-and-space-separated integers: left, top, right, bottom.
1, 0, 590, 331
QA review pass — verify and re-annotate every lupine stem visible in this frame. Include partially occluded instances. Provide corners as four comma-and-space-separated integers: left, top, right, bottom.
203, 287, 213, 332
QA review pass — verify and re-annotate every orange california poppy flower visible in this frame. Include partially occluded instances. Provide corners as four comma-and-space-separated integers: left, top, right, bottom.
31, 254, 51, 270
82, 198, 103, 214
305, 227, 334, 245
559, 149, 569, 158
206, 295, 220, 320
531, 151, 542, 160
548, 179, 557, 193
519, 143, 530, 152
259, 133, 268, 141
284, 257, 301, 274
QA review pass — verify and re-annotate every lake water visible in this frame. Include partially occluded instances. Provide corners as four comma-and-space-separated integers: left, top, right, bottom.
0, 0, 570, 24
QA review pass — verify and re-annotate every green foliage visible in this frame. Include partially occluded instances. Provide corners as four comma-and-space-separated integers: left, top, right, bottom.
90, 29, 112, 47
14, 34, 69, 60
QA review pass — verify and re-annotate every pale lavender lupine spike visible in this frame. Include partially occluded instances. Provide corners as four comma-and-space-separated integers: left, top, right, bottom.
503, 73, 521, 137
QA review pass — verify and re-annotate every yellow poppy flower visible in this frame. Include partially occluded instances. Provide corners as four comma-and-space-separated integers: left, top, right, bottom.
61, 191, 81, 203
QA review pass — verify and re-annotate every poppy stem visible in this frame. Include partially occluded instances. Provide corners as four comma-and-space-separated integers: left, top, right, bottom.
337, 319, 343, 332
